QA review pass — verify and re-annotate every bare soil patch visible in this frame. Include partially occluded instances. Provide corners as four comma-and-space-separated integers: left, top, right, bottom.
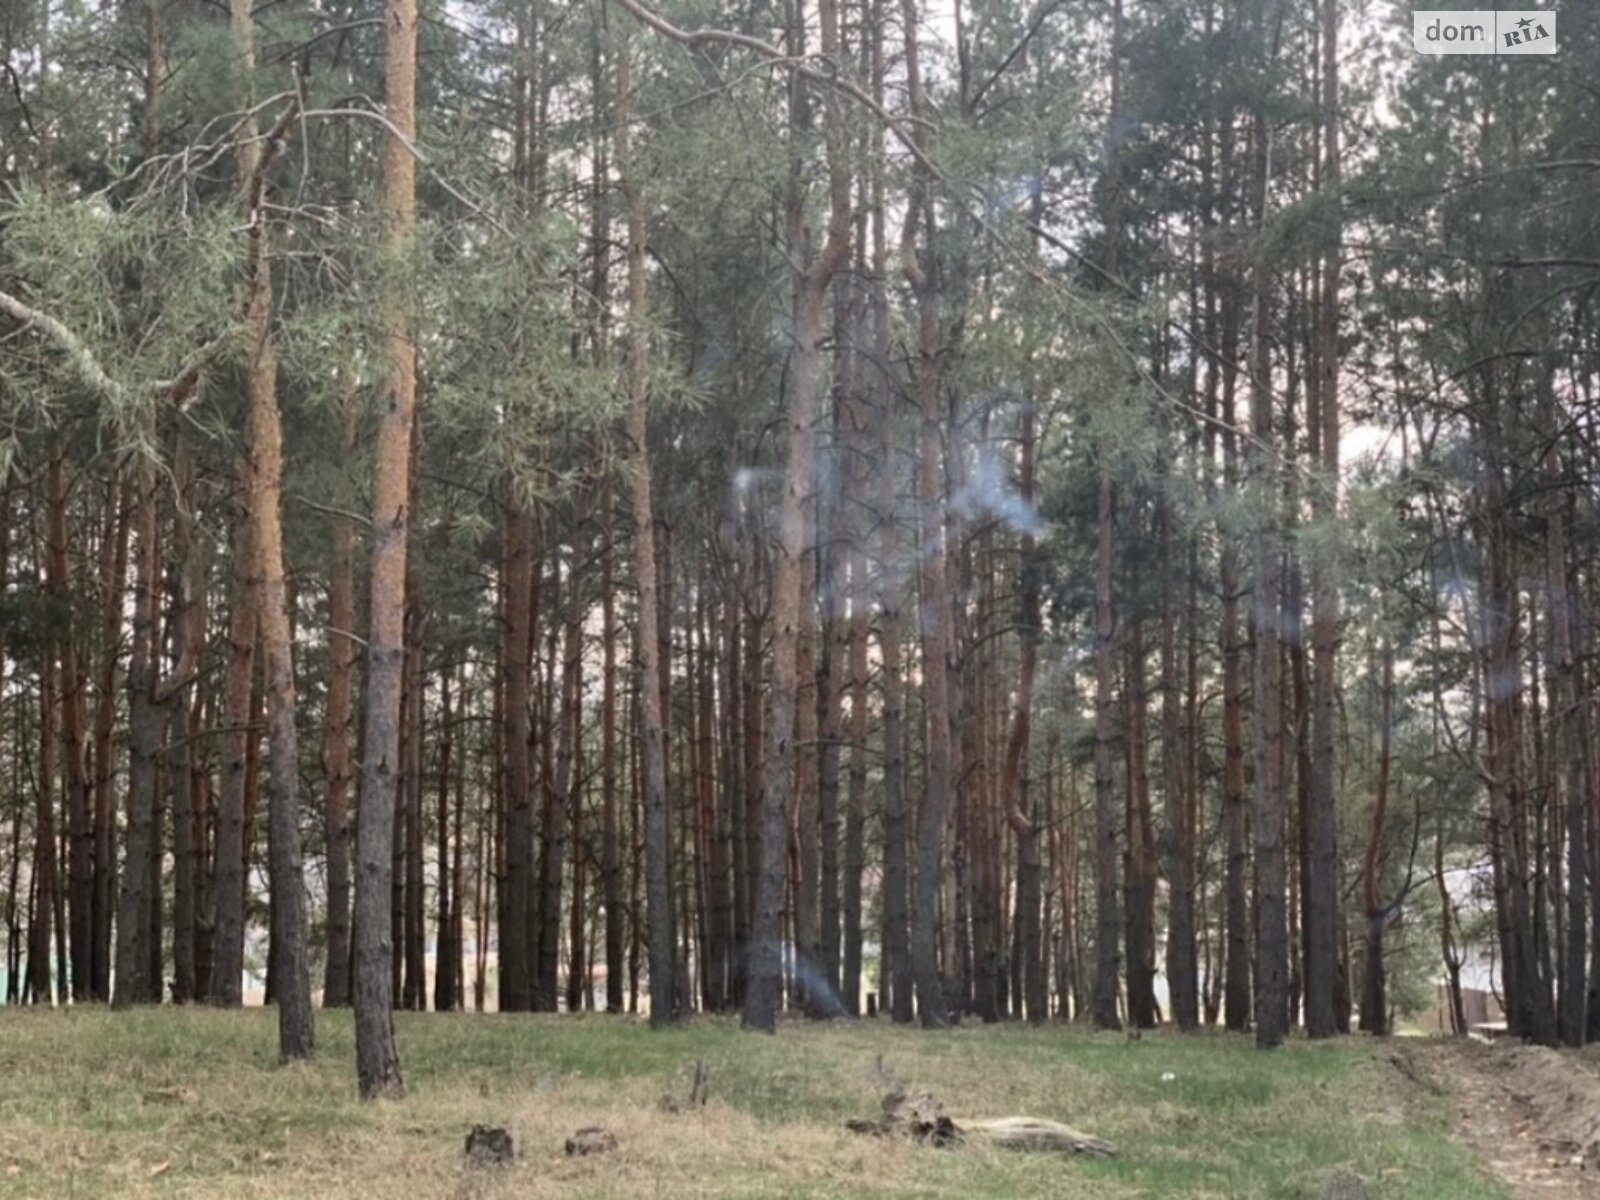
1411, 1039, 1600, 1198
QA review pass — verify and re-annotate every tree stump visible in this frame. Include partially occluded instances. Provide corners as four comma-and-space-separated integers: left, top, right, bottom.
463, 1125, 515, 1166
565, 1127, 619, 1157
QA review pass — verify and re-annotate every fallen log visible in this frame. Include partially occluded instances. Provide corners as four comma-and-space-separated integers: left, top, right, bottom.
956, 1116, 1117, 1157
845, 1090, 1116, 1157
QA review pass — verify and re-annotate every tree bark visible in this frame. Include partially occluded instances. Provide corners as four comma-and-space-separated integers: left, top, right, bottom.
617, 47, 678, 1028
322, 368, 358, 1008
46, 445, 93, 1003
897, 0, 951, 1032
1359, 637, 1393, 1035
868, 0, 910, 1025
435, 664, 458, 1012
1249, 87, 1289, 1049
602, 500, 625, 1012
1304, 0, 1343, 1042
354, 0, 416, 1099
1003, 402, 1046, 1023
1124, 622, 1158, 1029
211, 518, 257, 1006
1090, 0, 1126, 1033
113, 453, 163, 1009
1161, 496, 1199, 1030
91, 474, 130, 1003
229, 0, 314, 1058
1544, 393, 1586, 1045
741, 0, 853, 1033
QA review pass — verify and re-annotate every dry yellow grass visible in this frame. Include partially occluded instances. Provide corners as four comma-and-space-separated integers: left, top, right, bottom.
0, 1007, 1502, 1198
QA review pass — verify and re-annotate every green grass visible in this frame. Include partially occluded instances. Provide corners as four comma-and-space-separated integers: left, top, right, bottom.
0, 1007, 1504, 1198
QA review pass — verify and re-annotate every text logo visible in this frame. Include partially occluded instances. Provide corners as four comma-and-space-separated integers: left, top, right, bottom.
1413, 10, 1557, 54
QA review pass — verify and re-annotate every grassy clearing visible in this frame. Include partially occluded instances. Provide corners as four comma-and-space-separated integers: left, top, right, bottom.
0, 1008, 1501, 1198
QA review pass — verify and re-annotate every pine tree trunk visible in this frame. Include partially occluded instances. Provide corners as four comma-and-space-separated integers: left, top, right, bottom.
113, 455, 162, 1009
435, 665, 457, 1012
1482, 462, 1555, 1043
1249, 88, 1289, 1049
353, 0, 416, 1099
1124, 624, 1158, 1028
164, 437, 204, 1005
1545, 397, 1586, 1045
817, 495, 845, 1010
724, 577, 749, 1009
32, 625, 60, 1004
228, 0, 314, 1056
1090, 0, 1126, 1033
322, 369, 358, 1009
47, 445, 93, 1002
741, 0, 852, 1032
91, 475, 129, 1003
601, 505, 625, 1012
402, 596, 425, 1011
699, 593, 731, 1011
211, 518, 257, 1006
500, 498, 535, 1012
1304, 0, 1343, 1042
1359, 638, 1393, 1035
897, 0, 951, 1032
1091, 467, 1122, 1031
110, 0, 164, 1015
1161, 497, 1199, 1030
541, 498, 588, 1010
617, 49, 677, 1028
868, 0, 909, 1023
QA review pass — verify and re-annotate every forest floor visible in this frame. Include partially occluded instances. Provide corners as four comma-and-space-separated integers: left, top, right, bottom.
1407, 1039, 1600, 1198
0, 1007, 1517, 1199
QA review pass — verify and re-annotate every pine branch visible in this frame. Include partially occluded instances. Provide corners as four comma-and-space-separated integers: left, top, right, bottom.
0, 289, 128, 402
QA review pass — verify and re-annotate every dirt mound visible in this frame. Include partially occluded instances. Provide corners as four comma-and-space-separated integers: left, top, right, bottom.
1419, 1038, 1600, 1198
1491, 1044, 1600, 1166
